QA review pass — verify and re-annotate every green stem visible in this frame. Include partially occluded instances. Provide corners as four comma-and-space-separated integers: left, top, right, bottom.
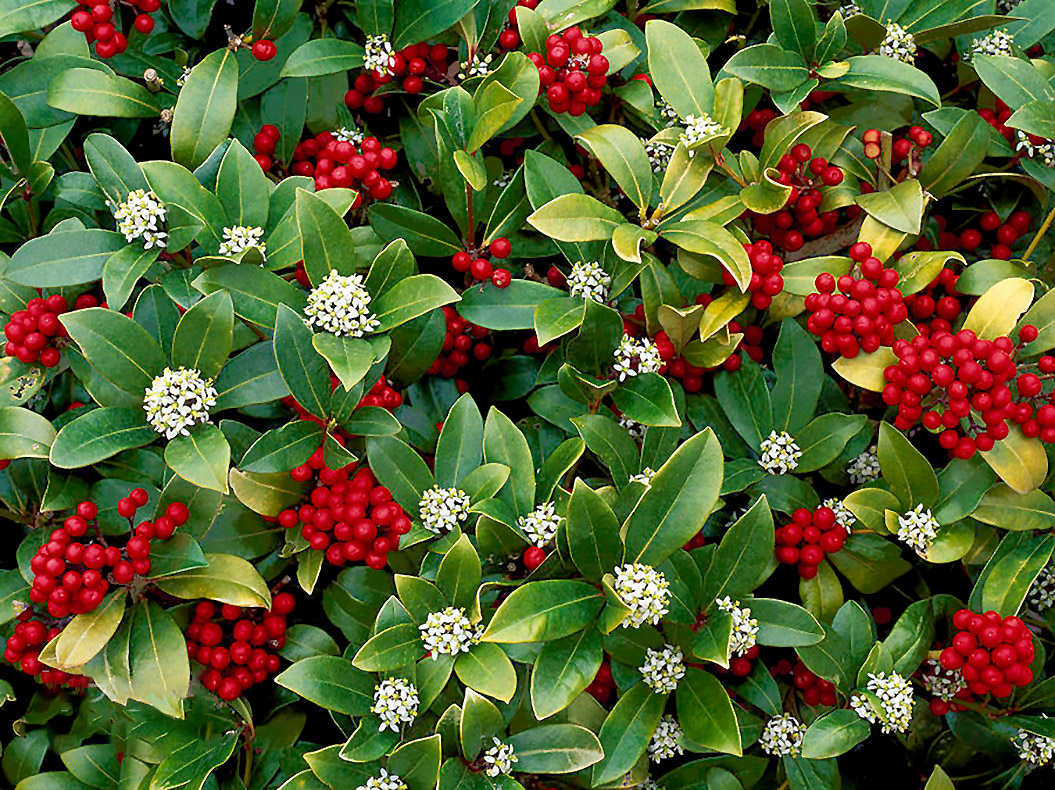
1023, 203, 1055, 264
465, 181, 475, 250
529, 109, 552, 141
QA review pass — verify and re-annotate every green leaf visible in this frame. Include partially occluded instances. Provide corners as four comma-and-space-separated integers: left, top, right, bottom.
624, 428, 723, 566
461, 280, 565, 332
154, 552, 271, 607
7, 229, 126, 288
164, 424, 231, 493
771, 0, 816, 62
311, 335, 375, 394
393, 0, 478, 48
195, 263, 307, 327
47, 69, 159, 118
481, 580, 604, 643
483, 406, 535, 519
724, 44, 809, 92
715, 357, 773, 451
60, 745, 120, 789
50, 408, 155, 469
661, 219, 753, 291
436, 533, 481, 610
367, 436, 435, 511
172, 291, 234, 380
280, 39, 365, 78
855, 179, 923, 234
171, 48, 239, 170
590, 682, 666, 786
794, 413, 868, 473
831, 54, 940, 106
275, 656, 375, 715
274, 304, 331, 419
102, 244, 159, 312
55, 589, 127, 668
469, 54, 538, 151
0, 406, 55, 460
576, 125, 653, 212
572, 414, 640, 488
373, 274, 460, 332
253, 0, 301, 39
567, 480, 623, 582
216, 139, 269, 230
368, 203, 464, 256
828, 533, 911, 594
0, 0, 71, 38
434, 394, 484, 490
770, 318, 823, 433
921, 111, 990, 199
973, 54, 1054, 111
612, 373, 680, 428
980, 535, 1054, 617
527, 193, 626, 242
800, 710, 871, 758
677, 668, 742, 755
645, 19, 714, 118
878, 421, 939, 509
530, 628, 603, 719
507, 724, 604, 774
703, 496, 774, 602
974, 484, 1055, 531
62, 307, 167, 395
750, 598, 824, 646
387, 735, 441, 790
454, 643, 517, 702
128, 601, 189, 717
352, 622, 423, 671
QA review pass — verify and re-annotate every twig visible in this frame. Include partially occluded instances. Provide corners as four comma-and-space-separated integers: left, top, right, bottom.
1023, 203, 1055, 264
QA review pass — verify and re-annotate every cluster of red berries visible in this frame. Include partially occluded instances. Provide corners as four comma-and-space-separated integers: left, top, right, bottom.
880, 327, 1038, 459
862, 126, 932, 163
346, 42, 450, 106
741, 106, 779, 149
788, 661, 839, 706
4, 611, 89, 689
185, 593, 295, 701
939, 609, 1035, 698
251, 124, 282, 172
288, 131, 396, 199
29, 493, 189, 619
586, 662, 615, 703
774, 506, 848, 579
70, 0, 158, 58
357, 376, 403, 411
451, 238, 513, 288
427, 307, 492, 380
251, 39, 277, 62
977, 99, 1016, 145
281, 454, 410, 570
4, 293, 98, 367
804, 242, 908, 359
961, 210, 1031, 261
738, 240, 785, 310
527, 28, 609, 116
903, 265, 963, 335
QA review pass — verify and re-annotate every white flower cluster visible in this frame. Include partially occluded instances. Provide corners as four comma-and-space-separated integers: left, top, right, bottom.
517, 502, 561, 547
482, 738, 517, 776
1015, 130, 1055, 168
630, 467, 657, 486
335, 126, 364, 145
143, 366, 217, 439
897, 504, 939, 555
971, 29, 1015, 59
759, 714, 806, 757
219, 225, 266, 258
419, 485, 471, 534
613, 563, 670, 628
848, 446, 881, 483
850, 672, 915, 733
1014, 729, 1055, 766
679, 114, 728, 156
759, 430, 802, 474
459, 53, 493, 80
493, 172, 512, 189
567, 260, 611, 303
648, 715, 684, 762
356, 769, 407, 790
878, 22, 916, 62
364, 34, 396, 75
613, 335, 664, 382
919, 658, 966, 702
823, 497, 855, 533
371, 677, 419, 732
655, 98, 679, 128
644, 140, 673, 173
716, 596, 759, 658
620, 414, 646, 440
640, 645, 686, 693
1028, 562, 1055, 612
114, 189, 167, 249
304, 270, 380, 338
419, 606, 481, 658
837, 0, 861, 17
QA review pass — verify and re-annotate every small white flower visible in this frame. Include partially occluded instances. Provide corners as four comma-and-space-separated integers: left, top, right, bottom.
641, 780, 664, 790
458, 53, 493, 80
1028, 562, 1055, 612
493, 172, 512, 189
630, 467, 656, 486
724, 506, 749, 529
759, 713, 806, 757
837, 1, 860, 18
419, 485, 471, 534
848, 446, 881, 484
679, 114, 728, 156
335, 126, 364, 145
640, 645, 686, 693
613, 563, 670, 628
482, 737, 517, 776
143, 366, 217, 440
1015, 130, 1055, 168
896, 504, 939, 556
850, 672, 914, 734
364, 34, 396, 75
113, 189, 167, 249
655, 98, 679, 128
419, 606, 481, 658
919, 658, 966, 702
176, 66, 192, 87
567, 260, 611, 303
517, 502, 561, 547
997, 0, 1022, 10
644, 140, 673, 173
716, 596, 758, 658
620, 415, 646, 440
878, 21, 916, 62
304, 270, 379, 338
648, 715, 684, 762
356, 768, 407, 790
219, 225, 266, 259
613, 335, 663, 382
970, 29, 1015, 59
759, 430, 802, 475
371, 677, 419, 732
1015, 728, 1055, 766
823, 498, 855, 533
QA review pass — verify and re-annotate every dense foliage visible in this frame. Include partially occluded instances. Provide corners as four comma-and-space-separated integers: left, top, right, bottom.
4, 0, 1055, 788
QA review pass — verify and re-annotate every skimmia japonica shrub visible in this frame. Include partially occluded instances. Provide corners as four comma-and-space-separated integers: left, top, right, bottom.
5, 1, 1055, 790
